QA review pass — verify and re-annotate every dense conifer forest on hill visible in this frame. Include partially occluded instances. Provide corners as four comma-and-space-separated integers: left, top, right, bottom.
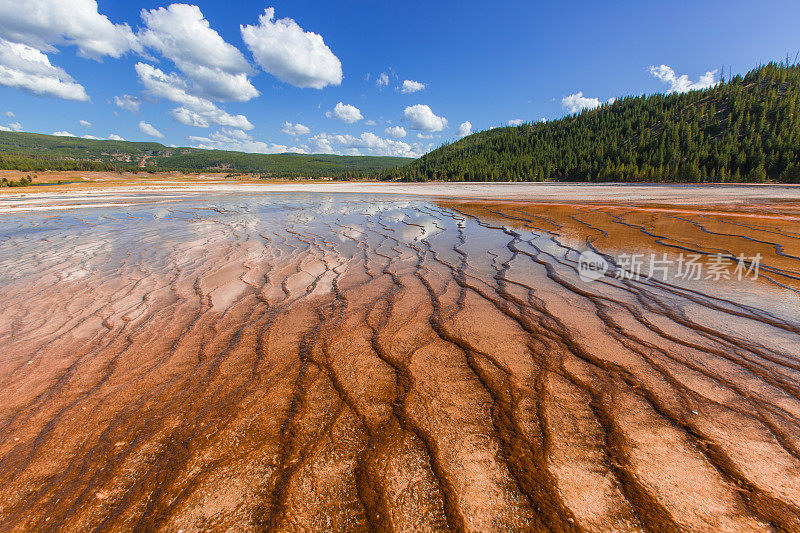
379, 62, 800, 183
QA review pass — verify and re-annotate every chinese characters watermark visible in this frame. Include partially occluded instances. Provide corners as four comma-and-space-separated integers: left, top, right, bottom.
577, 251, 762, 283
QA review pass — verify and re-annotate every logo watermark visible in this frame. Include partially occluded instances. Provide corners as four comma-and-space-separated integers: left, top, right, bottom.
578, 251, 609, 282
577, 251, 762, 283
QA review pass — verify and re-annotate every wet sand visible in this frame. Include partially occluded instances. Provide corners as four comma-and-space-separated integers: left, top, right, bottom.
1, 186, 799, 532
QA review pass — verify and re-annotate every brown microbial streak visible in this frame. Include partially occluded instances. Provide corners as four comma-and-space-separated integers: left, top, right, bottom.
0, 192, 799, 532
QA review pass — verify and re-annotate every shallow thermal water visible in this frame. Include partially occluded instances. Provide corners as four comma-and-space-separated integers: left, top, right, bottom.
1, 191, 800, 532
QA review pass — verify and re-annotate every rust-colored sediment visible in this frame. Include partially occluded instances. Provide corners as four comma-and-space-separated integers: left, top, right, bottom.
1, 194, 799, 532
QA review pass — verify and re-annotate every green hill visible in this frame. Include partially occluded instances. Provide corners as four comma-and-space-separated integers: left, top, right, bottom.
382, 62, 800, 183
0, 131, 410, 178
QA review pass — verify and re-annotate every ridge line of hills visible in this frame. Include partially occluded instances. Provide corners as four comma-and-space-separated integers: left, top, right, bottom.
0, 131, 410, 178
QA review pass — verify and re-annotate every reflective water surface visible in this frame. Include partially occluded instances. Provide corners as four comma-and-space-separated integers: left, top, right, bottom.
1, 191, 799, 532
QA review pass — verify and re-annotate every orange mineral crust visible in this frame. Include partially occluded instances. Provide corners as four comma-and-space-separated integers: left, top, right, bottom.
1, 190, 799, 532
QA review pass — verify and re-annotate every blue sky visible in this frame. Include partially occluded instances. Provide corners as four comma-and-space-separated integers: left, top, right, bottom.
1, 0, 799, 157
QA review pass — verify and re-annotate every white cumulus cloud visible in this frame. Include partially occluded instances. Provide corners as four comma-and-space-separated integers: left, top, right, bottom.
561, 92, 602, 114
171, 107, 209, 127
79, 119, 91, 127
399, 80, 425, 93
376, 72, 389, 87
385, 125, 406, 138
241, 7, 342, 89
108, 133, 125, 141
326, 102, 363, 123
0, 0, 139, 60
52, 130, 74, 136
139, 4, 257, 102
456, 121, 472, 138
507, 118, 524, 126
112, 94, 140, 112
0, 121, 21, 132
136, 63, 253, 130
189, 128, 304, 154
404, 104, 447, 132
304, 132, 421, 157
305, 135, 334, 154
281, 121, 310, 136
135, 62, 195, 104
0, 38, 88, 100
649, 65, 718, 93
0, 0, 138, 101
138, 121, 163, 138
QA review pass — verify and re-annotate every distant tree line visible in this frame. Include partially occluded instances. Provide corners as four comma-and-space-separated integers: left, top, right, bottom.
0, 174, 34, 187
377, 62, 800, 183
0, 154, 121, 172
0, 133, 409, 178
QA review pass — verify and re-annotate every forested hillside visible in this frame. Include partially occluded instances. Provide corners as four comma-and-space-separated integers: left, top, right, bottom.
383, 62, 800, 183
0, 132, 410, 177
